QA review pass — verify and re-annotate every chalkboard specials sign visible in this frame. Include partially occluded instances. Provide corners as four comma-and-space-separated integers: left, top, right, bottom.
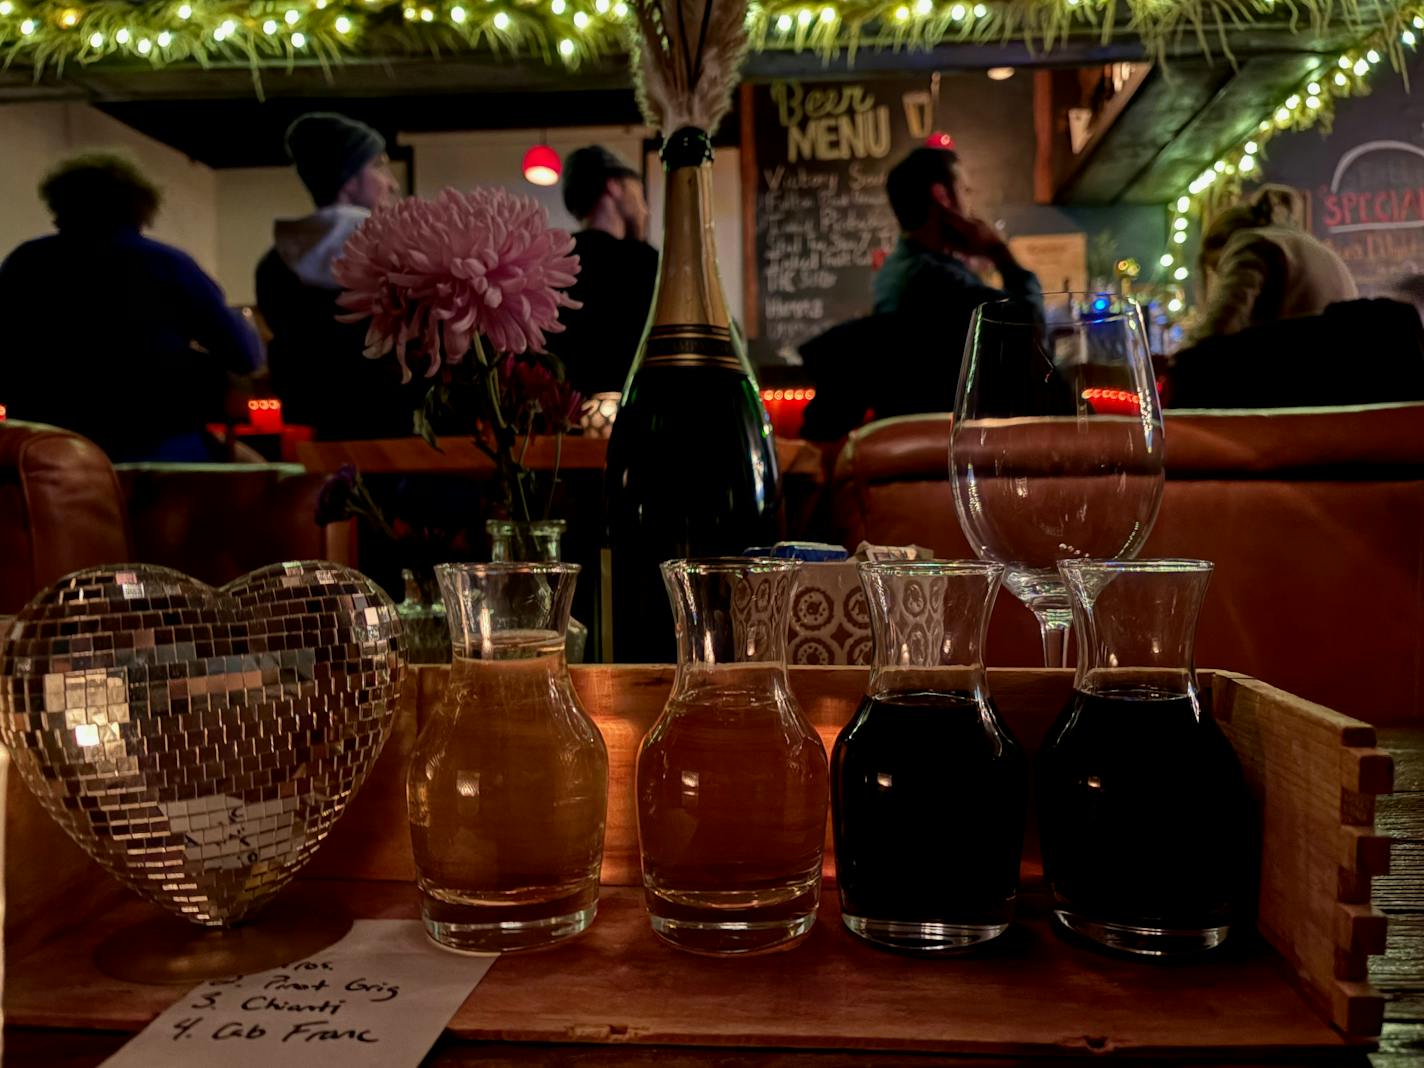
1249, 57, 1424, 294
745, 76, 934, 363
1317, 140, 1424, 292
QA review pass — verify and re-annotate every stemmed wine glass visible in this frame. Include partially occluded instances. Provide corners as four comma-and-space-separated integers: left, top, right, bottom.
950, 292, 1165, 666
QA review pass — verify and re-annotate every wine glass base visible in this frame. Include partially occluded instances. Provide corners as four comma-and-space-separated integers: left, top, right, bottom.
1053, 909, 1230, 957
423, 901, 596, 954
842, 914, 1010, 952
649, 910, 816, 956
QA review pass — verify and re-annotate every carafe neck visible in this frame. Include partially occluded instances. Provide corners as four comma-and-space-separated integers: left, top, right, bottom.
858, 561, 1002, 702
1061, 559, 1211, 699
662, 558, 797, 678
868, 665, 990, 704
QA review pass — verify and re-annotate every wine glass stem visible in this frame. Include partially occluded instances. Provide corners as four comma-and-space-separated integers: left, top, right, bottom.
1034, 609, 1073, 668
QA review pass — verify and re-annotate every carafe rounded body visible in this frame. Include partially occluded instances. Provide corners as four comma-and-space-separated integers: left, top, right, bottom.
408, 563, 608, 952
832, 561, 1025, 951
636, 558, 828, 954
1039, 558, 1252, 956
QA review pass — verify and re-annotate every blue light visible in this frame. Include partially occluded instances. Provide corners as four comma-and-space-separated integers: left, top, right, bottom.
1092, 297, 1110, 313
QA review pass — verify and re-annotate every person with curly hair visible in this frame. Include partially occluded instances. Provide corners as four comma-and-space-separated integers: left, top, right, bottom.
1192, 184, 1358, 340
0, 152, 259, 460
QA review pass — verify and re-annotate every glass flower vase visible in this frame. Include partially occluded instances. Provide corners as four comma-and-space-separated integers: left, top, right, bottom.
408, 562, 608, 952
832, 560, 1026, 951
487, 518, 587, 663
636, 558, 828, 955
394, 568, 451, 665
487, 518, 567, 564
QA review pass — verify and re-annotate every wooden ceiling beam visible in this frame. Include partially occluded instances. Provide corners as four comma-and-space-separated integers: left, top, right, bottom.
1056, 62, 1233, 204
1121, 52, 1332, 202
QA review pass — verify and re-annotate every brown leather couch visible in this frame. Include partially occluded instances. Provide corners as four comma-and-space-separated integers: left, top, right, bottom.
832, 404, 1424, 726
0, 421, 348, 615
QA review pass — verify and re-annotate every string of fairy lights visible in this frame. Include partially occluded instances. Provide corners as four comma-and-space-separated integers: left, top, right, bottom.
2, 0, 1411, 70
1153, 14, 1421, 314
0, 0, 631, 68
1, 0, 1416, 316
0, 0, 978, 65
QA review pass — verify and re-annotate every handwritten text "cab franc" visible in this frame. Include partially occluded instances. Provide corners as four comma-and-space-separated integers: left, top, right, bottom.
171, 1018, 378, 1044
771, 83, 892, 164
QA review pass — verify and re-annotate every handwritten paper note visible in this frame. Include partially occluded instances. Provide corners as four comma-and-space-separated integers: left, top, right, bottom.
101, 920, 496, 1068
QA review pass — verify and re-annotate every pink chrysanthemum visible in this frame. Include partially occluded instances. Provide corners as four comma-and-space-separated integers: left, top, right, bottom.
332, 187, 581, 382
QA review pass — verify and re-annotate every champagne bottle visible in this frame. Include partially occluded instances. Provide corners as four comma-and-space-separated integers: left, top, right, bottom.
604, 127, 782, 663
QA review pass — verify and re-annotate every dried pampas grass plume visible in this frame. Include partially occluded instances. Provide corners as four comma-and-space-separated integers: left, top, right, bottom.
630, 0, 748, 135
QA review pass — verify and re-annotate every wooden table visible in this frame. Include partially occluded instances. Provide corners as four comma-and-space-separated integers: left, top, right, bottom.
4, 704, 1420, 1066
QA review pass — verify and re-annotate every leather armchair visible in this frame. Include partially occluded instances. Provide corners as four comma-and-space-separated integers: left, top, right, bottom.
0, 422, 131, 614
832, 404, 1424, 726
0, 421, 348, 615
115, 464, 338, 588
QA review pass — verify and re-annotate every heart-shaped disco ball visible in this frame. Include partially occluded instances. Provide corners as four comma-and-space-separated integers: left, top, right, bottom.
0, 561, 404, 926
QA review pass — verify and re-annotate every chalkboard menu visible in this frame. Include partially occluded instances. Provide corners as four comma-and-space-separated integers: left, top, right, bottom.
1253, 56, 1424, 294
746, 76, 933, 364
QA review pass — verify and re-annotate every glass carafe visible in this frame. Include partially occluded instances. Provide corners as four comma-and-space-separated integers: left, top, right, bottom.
1039, 558, 1251, 957
832, 561, 1026, 951
408, 562, 608, 952
636, 558, 828, 955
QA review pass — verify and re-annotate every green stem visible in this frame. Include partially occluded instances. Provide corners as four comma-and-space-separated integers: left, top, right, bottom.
544, 430, 563, 520
347, 474, 400, 542
518, 420, 533, 469
474, 336, 510, 433
470, 335, 531, 521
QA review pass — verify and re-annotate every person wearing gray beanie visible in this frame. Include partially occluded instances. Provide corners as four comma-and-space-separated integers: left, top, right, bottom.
255, 111, 414, 440
285, 112, 392, 209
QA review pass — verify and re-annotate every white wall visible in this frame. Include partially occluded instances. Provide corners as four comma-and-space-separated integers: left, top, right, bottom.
213, 160, 413, 306
398, 125, 746, 322
0, 102, 219, 278
214, 167, 313, 307
400, 125, 648, 232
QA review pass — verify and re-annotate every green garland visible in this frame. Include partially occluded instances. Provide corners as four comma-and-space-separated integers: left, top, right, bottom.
0, 0, 1406, 73
1155, 7, 1420, 320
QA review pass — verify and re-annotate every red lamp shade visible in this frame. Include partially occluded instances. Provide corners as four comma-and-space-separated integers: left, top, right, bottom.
926, 131, 956, 151
523, 144, 562, 187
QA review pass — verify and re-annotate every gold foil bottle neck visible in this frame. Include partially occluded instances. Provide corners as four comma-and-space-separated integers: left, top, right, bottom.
640, 128, 743, 373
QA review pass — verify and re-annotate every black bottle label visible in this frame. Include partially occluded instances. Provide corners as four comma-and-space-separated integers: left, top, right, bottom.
641, 324, 741, 371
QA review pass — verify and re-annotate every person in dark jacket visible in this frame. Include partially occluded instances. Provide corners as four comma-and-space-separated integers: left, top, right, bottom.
0, 153, 260, 461
873, 146, 1043, 350
799, 147, 1043, 440
256, 112, 417, 440
544, 145, 658, 398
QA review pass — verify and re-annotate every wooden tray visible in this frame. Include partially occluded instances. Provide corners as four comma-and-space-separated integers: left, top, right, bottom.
4, 667, 1396, 1059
